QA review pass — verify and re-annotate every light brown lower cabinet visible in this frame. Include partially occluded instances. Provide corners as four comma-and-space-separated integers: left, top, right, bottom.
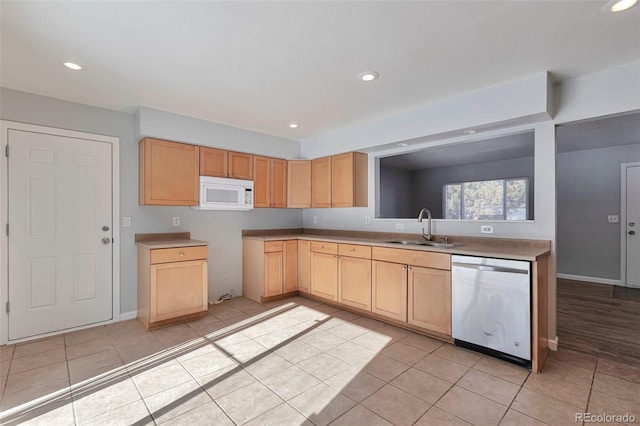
407, 266, 452, 335
371, 260, 408, 321
310, 242, 338, 301
337, 244, 372, 311
138, 245, 208, 329
243, 239, 297, 302
298, 240, 311, 293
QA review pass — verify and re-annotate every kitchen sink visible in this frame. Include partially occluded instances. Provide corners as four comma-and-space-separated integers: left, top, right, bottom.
385, 240, 428, 246
385, 240, 465, 249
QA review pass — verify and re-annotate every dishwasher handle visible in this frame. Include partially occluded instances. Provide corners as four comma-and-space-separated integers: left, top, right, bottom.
452, 262, 529, 275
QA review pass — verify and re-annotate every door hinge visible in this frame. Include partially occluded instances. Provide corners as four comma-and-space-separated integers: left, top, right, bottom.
5, 301, 9, 314
4, 145, 8, 158
5, 223, 7, 236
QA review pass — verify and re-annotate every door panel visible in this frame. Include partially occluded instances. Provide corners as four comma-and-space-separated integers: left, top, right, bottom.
8, 129, 113, 340
264, 251, 283, 297
338, 256, 372, 311
408, 266, 451, 335
311, 252, 338, 301
371, 260, 407, 321
627, 165, 640, 287
151, 260, 207, 322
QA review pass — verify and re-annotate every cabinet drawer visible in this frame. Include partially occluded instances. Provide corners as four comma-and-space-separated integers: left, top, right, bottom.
310, 241, 338, 255
339, 244, 371, 259
372, 247, 450, 270
150, 246, 208, 264
264, 241, 283, 253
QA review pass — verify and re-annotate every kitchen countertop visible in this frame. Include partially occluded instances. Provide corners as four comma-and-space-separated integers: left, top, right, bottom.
243, 229, 550, 261
135, 232, 208, 249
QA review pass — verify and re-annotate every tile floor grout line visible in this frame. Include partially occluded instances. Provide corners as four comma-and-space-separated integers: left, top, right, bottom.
496, 366, 531, 426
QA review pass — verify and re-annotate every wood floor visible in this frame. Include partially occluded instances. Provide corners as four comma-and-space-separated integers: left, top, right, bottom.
557, 278, 640, 363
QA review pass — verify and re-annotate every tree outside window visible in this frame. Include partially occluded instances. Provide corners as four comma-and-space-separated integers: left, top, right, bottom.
443, 178, 528, 220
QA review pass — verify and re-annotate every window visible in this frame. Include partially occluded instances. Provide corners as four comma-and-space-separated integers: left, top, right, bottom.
443, 178, 529, 220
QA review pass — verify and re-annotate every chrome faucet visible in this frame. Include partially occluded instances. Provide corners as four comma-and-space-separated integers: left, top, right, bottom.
417, 208, 432, 241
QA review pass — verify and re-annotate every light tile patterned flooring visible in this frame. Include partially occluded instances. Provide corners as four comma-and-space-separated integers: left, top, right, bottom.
1, 296, 639, 425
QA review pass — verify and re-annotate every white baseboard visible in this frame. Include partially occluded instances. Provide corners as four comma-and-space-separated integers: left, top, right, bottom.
119, 311, 137, 321
557, 273, 623, 286
548, 336, 559, 351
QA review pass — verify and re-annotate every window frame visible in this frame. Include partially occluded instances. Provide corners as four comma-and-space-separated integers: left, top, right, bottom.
442, 177, 529, 221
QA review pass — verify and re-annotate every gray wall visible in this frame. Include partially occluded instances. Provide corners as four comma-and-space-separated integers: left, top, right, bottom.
411, 156, 535, 219
379, 165, 413, 218
556, 143, 640, 281
1, 88, 303, 315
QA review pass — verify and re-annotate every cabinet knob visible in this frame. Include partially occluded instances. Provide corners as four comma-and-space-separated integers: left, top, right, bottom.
351, 249, 355, 252
402, 266, 406, 270
179, 252, 185, 256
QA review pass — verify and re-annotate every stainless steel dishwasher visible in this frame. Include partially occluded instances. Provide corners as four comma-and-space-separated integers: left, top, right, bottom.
451, 255, 531, 366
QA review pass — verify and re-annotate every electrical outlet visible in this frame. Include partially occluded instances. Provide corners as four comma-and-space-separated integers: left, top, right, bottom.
608, 215, 619, 223
312, 216, 318, 224
365, 216, 371, 225
172, 216, 180, 227
395, 223, 405, 230
481, 225, 494, 233
122, 217, 131, 227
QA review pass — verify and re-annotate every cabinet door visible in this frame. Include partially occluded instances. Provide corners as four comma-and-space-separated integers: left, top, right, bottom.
287, 160, 312, 208
270, 158, 288, 208
311, 156, 332, 208
338, 256, 372, 311
229, 152, 253, 180
283, 240, 298, 293
140, 138, 200, 206
264, 251, 283, 297
331, 152, 354, 207
253, 156, 270, 208
298, 240, 311, 293
311, 251, 338, 301
372, 260, 407, 321
150, 260, 207, 323
199, 147, 228, 177
408, 266, 452, 335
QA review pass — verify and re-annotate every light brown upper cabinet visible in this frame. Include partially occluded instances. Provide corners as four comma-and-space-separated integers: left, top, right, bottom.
254, 156, 287, 208
287, 160, 312, 208
331, 152, 368, 207
228, 151, 253, 179
199, 147, 227, 177
311, 156, 332, 208
271, 158, 287, 208
139, 138, 200, 206
200, 148, 253, 179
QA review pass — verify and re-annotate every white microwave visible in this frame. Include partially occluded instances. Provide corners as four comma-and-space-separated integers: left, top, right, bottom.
192, 176, 254, 210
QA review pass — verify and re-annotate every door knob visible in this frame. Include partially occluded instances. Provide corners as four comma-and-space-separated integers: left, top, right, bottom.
629, 230, 636, 235
102, 225, 110, 232
630, 222, 636, 227
102, 237, 111, 245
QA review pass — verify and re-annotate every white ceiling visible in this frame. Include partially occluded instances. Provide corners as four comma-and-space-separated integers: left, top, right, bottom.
1, 1, 639, 140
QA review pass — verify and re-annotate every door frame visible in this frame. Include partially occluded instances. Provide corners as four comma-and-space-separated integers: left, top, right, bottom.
620, 162, 640, 287
0, 120, 121, 345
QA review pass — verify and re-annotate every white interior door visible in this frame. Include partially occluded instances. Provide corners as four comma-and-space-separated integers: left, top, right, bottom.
8, 129, 113, 340
626, 165, 640, 288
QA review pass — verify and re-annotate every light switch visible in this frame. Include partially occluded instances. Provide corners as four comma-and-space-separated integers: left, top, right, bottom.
608, 215, 619, 223
395, 223, 405, 230
312, 216, 318, 224
122, 217, 131, 228
365, 216, 371, 225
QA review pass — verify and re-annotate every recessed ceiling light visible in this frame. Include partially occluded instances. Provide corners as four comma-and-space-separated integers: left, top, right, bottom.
289, 123, 298, 129
607, 0, 637, 12
398, 143, 409, 147
463, 130, 477, 135
64, 62, 82, 71
359, 71, 380, 82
